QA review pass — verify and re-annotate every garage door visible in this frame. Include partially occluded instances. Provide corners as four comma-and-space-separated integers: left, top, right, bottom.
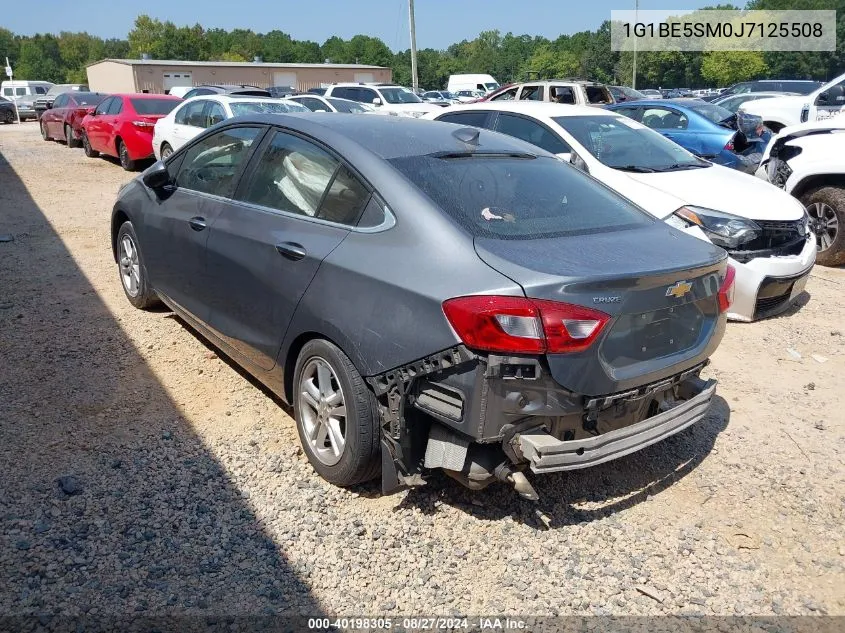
273, 72, 297, 88
163, 72, 192, 93
354, 73, 374, 83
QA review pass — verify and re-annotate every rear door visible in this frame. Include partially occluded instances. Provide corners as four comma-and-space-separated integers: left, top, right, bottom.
141, 125, 266, 323
44, 93, 67, 135
204, 128, 370, 370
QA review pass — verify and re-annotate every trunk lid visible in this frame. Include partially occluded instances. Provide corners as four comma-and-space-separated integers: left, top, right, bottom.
474, 222, 727, 396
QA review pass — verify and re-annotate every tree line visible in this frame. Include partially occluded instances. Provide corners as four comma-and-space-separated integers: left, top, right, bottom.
1, 0, 843, 90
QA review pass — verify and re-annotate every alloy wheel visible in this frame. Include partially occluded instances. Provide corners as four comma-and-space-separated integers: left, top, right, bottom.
119, 234, 141, 297
298, 357, 347, 467
119, 143, 130, 169
807, 201, 839, 253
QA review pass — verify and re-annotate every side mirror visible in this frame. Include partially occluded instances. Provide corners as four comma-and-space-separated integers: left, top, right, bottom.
372, 97, 382, 106
817, 91, 830, 105
556, 152, 572, 162
570, 152, 590, 174
142, 160, 172, 190
85, 107, 96, 115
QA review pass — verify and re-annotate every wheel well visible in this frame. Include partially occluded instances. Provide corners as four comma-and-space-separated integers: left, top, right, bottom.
111, 209, 130, 262
792, 174, 845, 200
115, 136, 123, 153
764, 121, 784, 133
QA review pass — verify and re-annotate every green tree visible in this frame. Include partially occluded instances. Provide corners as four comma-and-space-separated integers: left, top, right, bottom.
701, 50, 768, 84
16, 35, 64, 82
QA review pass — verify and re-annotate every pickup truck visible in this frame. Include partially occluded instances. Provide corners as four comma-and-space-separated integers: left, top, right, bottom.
740, 71, 845, 132
479, 80, 614, 106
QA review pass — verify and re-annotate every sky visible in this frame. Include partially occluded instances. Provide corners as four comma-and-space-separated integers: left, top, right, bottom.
4, 0, 719, 51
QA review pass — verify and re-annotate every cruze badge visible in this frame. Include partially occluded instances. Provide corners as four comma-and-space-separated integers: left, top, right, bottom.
666, 280, 693, 299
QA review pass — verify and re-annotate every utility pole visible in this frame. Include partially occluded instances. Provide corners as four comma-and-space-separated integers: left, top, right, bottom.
409, 0, 419, 91
632, 0, 639, 89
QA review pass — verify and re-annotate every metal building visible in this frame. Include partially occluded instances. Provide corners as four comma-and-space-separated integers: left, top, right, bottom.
85, 58, 392, 94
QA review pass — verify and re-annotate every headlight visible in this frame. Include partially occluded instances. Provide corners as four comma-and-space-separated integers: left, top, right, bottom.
403, 111, 426, 118
672, 206, 761, 249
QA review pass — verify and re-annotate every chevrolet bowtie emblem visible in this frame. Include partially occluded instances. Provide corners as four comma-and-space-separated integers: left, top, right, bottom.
666, 280, 693, 299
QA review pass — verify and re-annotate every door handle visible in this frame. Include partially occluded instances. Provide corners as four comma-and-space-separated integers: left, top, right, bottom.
188, 217, 207, 231
275, 242, 307, 261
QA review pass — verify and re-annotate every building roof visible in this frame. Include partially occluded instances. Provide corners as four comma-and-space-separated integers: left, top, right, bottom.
86, 58, 388, 70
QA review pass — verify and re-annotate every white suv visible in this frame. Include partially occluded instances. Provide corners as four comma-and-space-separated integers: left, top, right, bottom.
323, 83, 439, 118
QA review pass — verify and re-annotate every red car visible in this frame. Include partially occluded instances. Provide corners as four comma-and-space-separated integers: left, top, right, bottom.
39, 92, 106, 147
80, 94, 182, 170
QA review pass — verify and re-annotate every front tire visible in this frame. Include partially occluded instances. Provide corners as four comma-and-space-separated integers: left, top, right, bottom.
40, 120, 50, 141
2, 110, 14, 124
293, 339, 381, 486
802, 187, 845, 267
116, 221, 160, 309
117, 139, 137, 171
82, 131, 99, 157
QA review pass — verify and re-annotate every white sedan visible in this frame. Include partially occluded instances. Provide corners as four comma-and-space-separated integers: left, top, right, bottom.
152, 95, 309, 159
283, 94, 376, 113
430, 102, 816, 322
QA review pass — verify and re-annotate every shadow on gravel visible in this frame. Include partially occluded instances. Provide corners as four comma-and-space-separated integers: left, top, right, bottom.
397, 396, 730, 530
0, 145, 322, 629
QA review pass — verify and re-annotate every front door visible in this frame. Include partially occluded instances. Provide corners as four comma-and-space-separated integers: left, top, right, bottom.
205, 129, 371, 370
86, 96, 113, 148
141, 125, 266, 323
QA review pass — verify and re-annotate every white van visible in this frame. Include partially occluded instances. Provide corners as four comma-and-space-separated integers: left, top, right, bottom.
446, 74, 499, 95
1, 80, 54, 99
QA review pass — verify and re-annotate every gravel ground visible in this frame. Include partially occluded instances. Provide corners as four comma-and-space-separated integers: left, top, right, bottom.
0, 122, 844, 626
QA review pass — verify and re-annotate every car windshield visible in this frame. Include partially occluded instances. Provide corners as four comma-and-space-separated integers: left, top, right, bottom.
554, 115, 708, 172
326, 98, 370, 113
74, 93, 104, 106
230, 101, 309, 115
131, 99, 180, 115
380, 88, 423, 104
684, 101, 734, 124
389, 153, 651, 240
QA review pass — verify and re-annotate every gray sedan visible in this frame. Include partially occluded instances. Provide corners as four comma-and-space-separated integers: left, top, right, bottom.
111, 114, 731, 499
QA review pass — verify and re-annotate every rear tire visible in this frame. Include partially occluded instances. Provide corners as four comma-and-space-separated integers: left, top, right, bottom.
82, 131, 98, 157
65, 124, 79, 148
40, 120, 50, 141
117, 139, 136, 171
293, 339, 381, 486
2, 110, 14, 124
802, 186, 845, 267
116, 221, 160, 310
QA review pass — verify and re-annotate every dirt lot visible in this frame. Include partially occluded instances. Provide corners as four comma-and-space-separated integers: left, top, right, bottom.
1, 121, 844, 624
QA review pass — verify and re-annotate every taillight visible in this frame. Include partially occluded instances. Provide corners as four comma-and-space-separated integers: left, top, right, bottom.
724, 136, 735, 151
718, 265, 736, 313
132, 120, 155, 128
442, 295, 610, 354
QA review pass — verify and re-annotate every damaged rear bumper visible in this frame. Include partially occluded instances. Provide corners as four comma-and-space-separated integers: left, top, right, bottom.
515, 379, 715, 473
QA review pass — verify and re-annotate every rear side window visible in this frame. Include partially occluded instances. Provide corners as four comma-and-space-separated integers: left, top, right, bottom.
207, 102, 226, 126
176, 126, 263, 198
131, 98, 179, 115
585, 86, 612, 104
241, 130, 369, 225
494, 114, 571, 155
389, 154, 650, 240
436, 111, 492, 128
518, 85, 543, 101
550, 86, 576, 104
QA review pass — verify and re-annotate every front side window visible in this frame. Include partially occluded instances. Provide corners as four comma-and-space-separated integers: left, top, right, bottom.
107, 98, 123, 115
94, 98, 112, 115
177, 100, 207, 126
241, 131, 369, 225
495, 114, 571, 155
294, 97, 328, 111
52, 94, 68, 108
35, 87, 47, 94
491, 87, 518, 101
436, 111, 492, 128
176, 126, 263, 198
519, 85, 543, 101
554, 115, 706, 172
389, 154, 650, 240
326, 98, 369, 113
206, 102, 226, 126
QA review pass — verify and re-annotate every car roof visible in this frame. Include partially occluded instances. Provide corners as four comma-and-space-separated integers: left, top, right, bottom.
439, 101, 619, 119
223, 113, 545, 160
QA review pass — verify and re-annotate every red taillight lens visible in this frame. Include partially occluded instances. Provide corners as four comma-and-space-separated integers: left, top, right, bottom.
724, 136, 735, 151
132, 120, 155, 128
718, 265, 736, 313
442, 296, 610, 355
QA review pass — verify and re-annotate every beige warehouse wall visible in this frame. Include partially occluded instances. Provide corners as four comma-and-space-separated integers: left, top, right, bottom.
86, 63, 137, 93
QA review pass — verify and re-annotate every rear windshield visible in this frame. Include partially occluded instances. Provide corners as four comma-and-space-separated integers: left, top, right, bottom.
131, 98, 180, 115
586, 86, 613, 104
389, 154, 651, 240
74, 93, 104, 106
229, 101, 309, 116
684, 101, 733, 124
